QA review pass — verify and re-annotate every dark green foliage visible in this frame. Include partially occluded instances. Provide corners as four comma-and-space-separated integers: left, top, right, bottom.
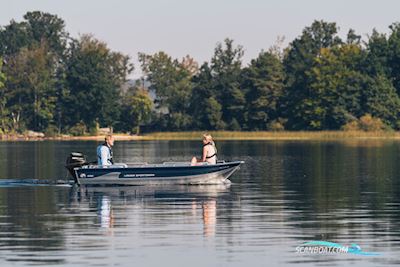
0, 20, 32, 55
118, 86, 153, 134
346, 29, 361, 45
0, 11, 69, 133
189, 39, 245, 130
388, 23, 400, 95
23, 11, 68, 56
211, 39, 245, 128
190, 63, 213, 126
3, 44, 57, 131
0, 58, 8, 133
68, 121, 87, 136
301, 45, 366, 130
190, 63, 225, 130
360, 75, 400, 128
62, 35, 132, 130
44, 124, 59, 137
139, 52, 195, 130
0, 11, 67, 57
242, 51, 284, 130
1, 13, 400, 134
364, 29, 390, 76
283, 21, 343, 129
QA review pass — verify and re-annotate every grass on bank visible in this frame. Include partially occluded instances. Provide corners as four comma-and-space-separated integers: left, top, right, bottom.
140, 131, 400, 140
2, 130, 400, 141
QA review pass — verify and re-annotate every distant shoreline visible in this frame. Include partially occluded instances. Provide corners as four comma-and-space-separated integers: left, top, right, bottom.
2, 131, 400, 141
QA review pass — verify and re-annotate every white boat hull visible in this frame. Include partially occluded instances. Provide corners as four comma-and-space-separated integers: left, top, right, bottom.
73, 161, 243, 186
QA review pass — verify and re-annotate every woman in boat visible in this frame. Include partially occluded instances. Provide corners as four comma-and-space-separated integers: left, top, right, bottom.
191, 134, 217, 165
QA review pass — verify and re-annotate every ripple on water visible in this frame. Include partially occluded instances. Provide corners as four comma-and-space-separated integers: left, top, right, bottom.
0, 141, 400, 266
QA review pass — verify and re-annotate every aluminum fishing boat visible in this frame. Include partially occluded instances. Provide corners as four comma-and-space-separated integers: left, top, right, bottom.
66, 153, 244, 185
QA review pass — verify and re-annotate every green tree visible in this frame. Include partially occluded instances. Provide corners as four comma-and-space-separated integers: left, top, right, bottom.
210, 38, 245, 129
23, 11, 68, 56
190, 63, 224, 130
283, 20, 342, 129
122, 89, 153, 135
364, 29, 390, 77
387, 23, 400, 94
0, 11, 68, 57
63, 35, 133, 131
3, 44, 57, 131
203, 97, 224, 130
139, 52, 195, 130
22, 11, 69, 132
0, 58, 9, 133
360, 75, 400, 128
0, 59, 5, 88
0, 11, 69, 133
0, 20, 32, 55
346, 28, 361, 45
301, 42, 400, 130
242, 51, 284, 130
304, 45, 365, 129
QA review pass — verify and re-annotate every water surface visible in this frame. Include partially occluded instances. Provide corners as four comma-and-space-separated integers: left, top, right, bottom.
0, 140, 399, 266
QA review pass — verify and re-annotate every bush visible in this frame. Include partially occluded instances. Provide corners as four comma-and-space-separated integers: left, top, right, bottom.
342, 120, 360, 131
88, 126, 99, 136
168, 112, 192, 131
228, 118, 241, 131
44, 125, 59, 137
267, 119, 285, 131
68, 122, 87, 136
342, 114, 388, 132
359, 114, 386, 131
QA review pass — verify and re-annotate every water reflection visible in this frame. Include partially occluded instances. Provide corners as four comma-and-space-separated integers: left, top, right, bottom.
189, 200, 217, 237
0, 186, 68, 265
201, 199, 217, 237
98, 196, 114, 229
0, 141, 400, 266
81, 185, 229, 238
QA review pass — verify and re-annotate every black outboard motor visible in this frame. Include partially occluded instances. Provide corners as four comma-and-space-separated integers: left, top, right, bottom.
65, 152, 88, 183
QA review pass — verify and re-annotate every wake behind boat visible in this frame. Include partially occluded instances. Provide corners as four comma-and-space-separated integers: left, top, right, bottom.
66, 153, 244, 185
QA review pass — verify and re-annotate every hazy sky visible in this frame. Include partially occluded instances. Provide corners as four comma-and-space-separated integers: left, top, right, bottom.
2, 0, 400, 77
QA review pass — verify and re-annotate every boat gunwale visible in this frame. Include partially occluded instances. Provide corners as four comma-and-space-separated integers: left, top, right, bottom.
74, 161, 244, 171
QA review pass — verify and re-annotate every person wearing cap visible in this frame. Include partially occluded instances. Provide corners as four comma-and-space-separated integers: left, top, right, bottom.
97, 135, 115, 166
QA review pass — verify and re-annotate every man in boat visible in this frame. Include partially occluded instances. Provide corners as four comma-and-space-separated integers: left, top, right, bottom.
97, 135, 114, 166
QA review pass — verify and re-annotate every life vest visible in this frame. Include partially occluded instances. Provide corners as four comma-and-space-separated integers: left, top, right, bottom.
101, 143, 114, 164
203, 142, 217, 159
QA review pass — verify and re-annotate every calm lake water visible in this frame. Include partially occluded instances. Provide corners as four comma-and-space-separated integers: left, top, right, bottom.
0, 140, 400, 266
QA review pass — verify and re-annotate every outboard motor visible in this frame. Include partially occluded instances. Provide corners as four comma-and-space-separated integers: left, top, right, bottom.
65, 152, 88, 183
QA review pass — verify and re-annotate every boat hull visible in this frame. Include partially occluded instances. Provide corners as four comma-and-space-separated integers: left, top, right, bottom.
74, 161, 243, 185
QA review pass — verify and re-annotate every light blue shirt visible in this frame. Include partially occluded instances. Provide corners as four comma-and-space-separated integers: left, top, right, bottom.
97, 144, 113, 166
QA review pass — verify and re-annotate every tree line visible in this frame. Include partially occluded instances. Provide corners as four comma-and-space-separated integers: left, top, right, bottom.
1, 11, 400, 136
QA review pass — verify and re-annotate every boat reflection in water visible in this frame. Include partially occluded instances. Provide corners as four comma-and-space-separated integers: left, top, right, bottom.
189, 199, 218, 237
74, 184, 230, 237
202, 199, 217, 237
98, 196, 114, 229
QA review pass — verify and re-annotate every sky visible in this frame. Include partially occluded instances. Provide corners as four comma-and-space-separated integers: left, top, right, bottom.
2, 0, 400, 78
